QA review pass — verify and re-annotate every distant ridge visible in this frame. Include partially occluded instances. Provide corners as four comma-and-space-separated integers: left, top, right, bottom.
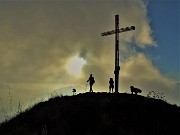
0, 92, 179, 135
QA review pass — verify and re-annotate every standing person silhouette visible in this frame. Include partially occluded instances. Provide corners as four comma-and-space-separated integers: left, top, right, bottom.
87, 74, 95, 92
109, 78, 114, 93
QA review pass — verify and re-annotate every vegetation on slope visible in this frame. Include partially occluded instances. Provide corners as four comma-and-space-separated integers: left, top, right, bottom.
0, 92, 179, 135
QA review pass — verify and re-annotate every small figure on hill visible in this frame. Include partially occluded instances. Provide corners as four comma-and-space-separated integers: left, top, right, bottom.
130, 86, 142, 95
72, 89, 76, 95
87, 74, 95, 92
109, 78, 114, 93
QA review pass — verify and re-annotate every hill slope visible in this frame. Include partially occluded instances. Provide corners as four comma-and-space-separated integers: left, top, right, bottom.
0, 92, 179, 135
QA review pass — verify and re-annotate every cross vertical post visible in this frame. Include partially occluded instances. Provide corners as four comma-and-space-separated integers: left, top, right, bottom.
101, 14, 135, 93
114, 14, 120, 93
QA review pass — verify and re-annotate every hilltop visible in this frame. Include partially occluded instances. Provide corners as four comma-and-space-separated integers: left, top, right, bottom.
0, 92, 179, 135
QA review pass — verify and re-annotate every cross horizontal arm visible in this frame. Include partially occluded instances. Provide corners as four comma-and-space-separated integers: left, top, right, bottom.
101, 26, 135, 36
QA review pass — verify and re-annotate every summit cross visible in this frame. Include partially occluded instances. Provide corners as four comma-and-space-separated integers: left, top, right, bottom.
101, 14, 135, 93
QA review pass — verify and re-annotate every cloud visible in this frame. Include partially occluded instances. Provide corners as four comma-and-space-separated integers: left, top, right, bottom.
120, 53, 179, 104
0, 0, 155, 83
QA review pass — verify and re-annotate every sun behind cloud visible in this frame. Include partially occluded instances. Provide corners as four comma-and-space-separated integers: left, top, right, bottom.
66, 54, 86, 76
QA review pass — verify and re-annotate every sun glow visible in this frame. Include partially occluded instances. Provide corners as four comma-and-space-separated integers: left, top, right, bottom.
67, 55, 86, 76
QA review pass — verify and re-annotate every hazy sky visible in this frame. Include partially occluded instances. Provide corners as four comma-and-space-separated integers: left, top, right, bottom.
0, 0, 179, 122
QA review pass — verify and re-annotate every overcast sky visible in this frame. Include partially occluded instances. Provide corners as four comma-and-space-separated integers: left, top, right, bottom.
0, 0, 179, 122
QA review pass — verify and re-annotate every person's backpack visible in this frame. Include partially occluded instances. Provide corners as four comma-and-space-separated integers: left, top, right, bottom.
91, 77, 95, 84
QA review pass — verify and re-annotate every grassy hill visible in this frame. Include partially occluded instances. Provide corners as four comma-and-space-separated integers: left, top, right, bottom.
0, 92, 179, 135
